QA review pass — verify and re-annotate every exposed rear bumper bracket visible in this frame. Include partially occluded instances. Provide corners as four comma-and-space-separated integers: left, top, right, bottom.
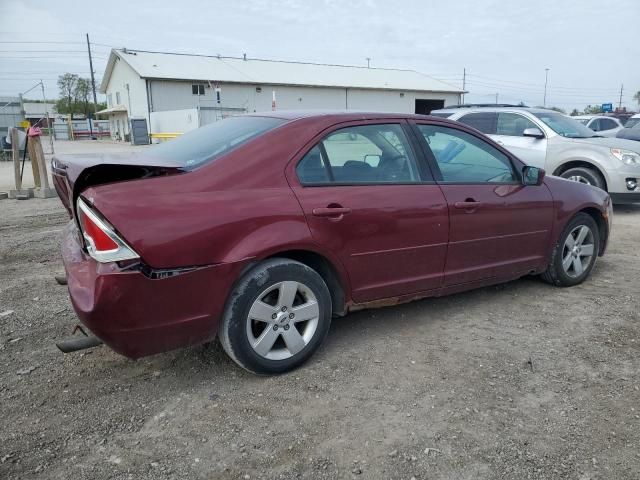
56, 325, 103, 353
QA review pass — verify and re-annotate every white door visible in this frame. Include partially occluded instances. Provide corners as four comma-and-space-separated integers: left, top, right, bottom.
490, 112, 547, 168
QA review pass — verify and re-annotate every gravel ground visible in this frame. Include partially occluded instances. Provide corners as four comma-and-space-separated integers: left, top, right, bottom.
1, 197, 639, 480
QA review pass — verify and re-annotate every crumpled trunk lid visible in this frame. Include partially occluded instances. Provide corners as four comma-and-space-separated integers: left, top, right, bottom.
51, 152, 185, 217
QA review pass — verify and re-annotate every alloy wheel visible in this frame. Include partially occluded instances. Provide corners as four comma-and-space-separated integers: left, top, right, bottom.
562, 225, 595, 278
246, 281, 320, 360
567, 175, 592, 185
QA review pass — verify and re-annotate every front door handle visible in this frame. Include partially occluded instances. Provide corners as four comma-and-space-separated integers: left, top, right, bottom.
312, 206, 352, 217
454, 200, 482, 211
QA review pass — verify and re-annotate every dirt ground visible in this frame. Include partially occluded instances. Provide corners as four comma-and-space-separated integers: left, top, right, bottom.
1, 196, 639, 480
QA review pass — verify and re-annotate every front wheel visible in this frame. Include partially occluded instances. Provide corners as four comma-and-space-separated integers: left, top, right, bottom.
541, 212, 600, 287
218, 258, 332, 374
560, 167, 605, 190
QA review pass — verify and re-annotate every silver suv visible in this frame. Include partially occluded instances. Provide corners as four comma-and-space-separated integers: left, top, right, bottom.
431, 106, 640, 203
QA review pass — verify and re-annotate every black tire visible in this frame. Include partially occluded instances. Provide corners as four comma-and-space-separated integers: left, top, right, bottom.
560, 167, 606, 191
541, 212, 600, 287
218, 258, 332, 374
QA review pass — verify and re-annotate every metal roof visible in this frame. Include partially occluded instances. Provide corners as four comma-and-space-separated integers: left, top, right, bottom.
100, 49, 463, 94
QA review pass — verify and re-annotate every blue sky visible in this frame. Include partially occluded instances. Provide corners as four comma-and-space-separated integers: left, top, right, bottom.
2, 0, 639, 111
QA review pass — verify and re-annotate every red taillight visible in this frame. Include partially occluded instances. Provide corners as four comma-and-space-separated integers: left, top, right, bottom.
76, 198, 140, 263
79, 209, 118, 251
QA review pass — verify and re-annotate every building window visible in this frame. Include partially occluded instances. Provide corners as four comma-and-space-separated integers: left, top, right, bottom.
116, 91, 121, 105
107, 94, 112, 107
192, 84, 205, 95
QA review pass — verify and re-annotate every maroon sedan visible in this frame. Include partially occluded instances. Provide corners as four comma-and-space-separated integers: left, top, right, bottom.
52, 111, 612, 374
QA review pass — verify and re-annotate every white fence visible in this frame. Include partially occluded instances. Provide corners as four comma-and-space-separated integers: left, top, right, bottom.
149, 106, 248, 142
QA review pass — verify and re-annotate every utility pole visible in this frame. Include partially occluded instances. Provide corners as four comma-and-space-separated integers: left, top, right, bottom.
366, 57, 371, 68
618, 83, 624, 110
40, 80, 54, 154
86, 33, 99, 139
543, 68, 550, 107
495, 92, 499, 104
462, 67, 466, 104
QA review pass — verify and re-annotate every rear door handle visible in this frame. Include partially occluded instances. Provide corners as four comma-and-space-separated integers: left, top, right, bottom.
312, 207, 352, 217
454, 201, 482, 210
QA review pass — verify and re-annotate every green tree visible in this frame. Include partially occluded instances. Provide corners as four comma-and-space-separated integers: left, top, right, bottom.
583, 104, 603, 114
74, 78, 91, 117
570, 108, 580, 116
55, 73, 105, 116
57, 73, 78, 114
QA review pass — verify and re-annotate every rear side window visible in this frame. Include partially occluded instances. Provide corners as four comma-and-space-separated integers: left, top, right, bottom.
457, 112, 497, 134
599, 118, 618, 130
144, 116, 286, 168
296, 124, 423, 185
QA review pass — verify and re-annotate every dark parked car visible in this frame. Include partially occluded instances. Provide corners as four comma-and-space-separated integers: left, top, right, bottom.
616, 120, 640, 142
52, 111, 612, 374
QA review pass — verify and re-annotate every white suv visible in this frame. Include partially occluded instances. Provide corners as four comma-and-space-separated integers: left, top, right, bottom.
572, 115, 624, 137
431, 106, 640, 203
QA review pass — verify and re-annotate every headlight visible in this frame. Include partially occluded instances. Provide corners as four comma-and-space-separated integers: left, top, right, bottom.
611, 148, 640, 166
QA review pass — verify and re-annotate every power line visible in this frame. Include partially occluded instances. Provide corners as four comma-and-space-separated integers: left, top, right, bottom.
0, 49, 89, 53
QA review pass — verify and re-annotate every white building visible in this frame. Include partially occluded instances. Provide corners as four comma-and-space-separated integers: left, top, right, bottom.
98, 49, 463, 142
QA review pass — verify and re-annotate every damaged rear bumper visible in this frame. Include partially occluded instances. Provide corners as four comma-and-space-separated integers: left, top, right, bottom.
60, 221, 243, 358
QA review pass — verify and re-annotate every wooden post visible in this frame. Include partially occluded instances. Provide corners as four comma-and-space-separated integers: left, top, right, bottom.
32, 135, 51, 189
27, 132, 41, 188
11, 128, 21, 191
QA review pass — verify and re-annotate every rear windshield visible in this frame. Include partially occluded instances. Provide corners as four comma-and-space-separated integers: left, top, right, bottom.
145, 116, 286, 168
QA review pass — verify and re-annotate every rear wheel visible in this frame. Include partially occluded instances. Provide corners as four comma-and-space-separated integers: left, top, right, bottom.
218, 258, 332, 374
560, 167, 605, 190
541, 212, 600, 287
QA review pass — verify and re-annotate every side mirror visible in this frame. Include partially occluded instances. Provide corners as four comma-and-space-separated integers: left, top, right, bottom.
522, 127, 545, 139
522, 166, 545, 186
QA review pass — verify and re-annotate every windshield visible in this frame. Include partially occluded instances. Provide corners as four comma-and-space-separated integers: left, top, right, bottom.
144, 116, 286, 168
429, 112, 454, 118
626, 118, 640, 128
532, 111, 598, 138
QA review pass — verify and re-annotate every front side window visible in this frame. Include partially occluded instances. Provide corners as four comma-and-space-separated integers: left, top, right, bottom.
496, 113, 539, 136
296, 124, 422, 185
457, 112, 497, 134
417, 124, 516, 184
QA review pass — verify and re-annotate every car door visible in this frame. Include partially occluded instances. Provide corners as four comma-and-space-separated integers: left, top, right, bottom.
492, 112, 548, 168
288, 120, 449, 303
411, 121, 554, 286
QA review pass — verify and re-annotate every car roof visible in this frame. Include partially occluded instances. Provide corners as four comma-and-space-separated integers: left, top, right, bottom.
431, 106, 556, 115
244, 109, 453, 122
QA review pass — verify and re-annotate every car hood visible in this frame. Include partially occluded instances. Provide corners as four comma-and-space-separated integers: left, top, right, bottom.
565, 136, 640, 151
